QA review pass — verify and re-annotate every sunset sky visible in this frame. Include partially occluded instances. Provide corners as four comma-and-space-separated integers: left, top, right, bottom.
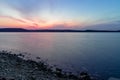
0, 0, 120, 30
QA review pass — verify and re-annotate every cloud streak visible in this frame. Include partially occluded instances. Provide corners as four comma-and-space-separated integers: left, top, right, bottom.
0, 16, 27, 23
0, 0, 120, 29
83, 20, 120, 30
0, 0, 42, 18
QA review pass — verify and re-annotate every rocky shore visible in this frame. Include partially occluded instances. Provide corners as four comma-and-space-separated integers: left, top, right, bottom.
0, 50, 92, 80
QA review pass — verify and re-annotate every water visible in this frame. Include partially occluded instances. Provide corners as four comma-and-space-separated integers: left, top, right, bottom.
0, 32, 120, 79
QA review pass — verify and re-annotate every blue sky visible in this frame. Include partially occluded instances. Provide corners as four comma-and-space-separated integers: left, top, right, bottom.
0, 0, 120, 30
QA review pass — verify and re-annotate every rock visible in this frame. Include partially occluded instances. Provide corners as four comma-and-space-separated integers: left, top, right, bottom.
108, 77, 120, 80
0, 51, 76, 80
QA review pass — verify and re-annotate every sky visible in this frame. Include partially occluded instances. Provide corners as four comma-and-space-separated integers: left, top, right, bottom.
0, 0, 120, 30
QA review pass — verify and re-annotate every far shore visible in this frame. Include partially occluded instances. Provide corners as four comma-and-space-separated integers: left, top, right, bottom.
0, 28, 120, 32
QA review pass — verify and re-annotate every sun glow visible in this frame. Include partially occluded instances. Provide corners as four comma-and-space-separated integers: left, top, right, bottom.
0, 15, 81, 29
0, 0, 120, 30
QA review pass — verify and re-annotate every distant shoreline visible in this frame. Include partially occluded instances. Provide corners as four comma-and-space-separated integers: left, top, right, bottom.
0, 28, 120, 32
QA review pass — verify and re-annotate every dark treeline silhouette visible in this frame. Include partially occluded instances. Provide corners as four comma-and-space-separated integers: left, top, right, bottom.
0, 28, 120, 32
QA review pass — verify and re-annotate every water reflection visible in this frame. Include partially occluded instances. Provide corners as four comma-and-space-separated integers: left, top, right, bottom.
0, 32, 120, 79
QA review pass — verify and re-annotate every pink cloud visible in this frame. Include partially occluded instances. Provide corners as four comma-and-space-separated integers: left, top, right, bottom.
0, 16, 27, 23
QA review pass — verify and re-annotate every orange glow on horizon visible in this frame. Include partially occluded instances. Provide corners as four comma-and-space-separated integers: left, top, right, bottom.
0, 16, 81, 29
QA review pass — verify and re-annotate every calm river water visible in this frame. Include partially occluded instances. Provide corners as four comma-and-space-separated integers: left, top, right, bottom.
0, 32, 120, 79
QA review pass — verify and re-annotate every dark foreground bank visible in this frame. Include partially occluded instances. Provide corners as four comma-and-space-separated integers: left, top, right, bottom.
0, 50, 97, 80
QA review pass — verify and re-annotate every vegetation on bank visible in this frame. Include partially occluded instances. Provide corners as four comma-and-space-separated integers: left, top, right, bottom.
0, 50, 95, 80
